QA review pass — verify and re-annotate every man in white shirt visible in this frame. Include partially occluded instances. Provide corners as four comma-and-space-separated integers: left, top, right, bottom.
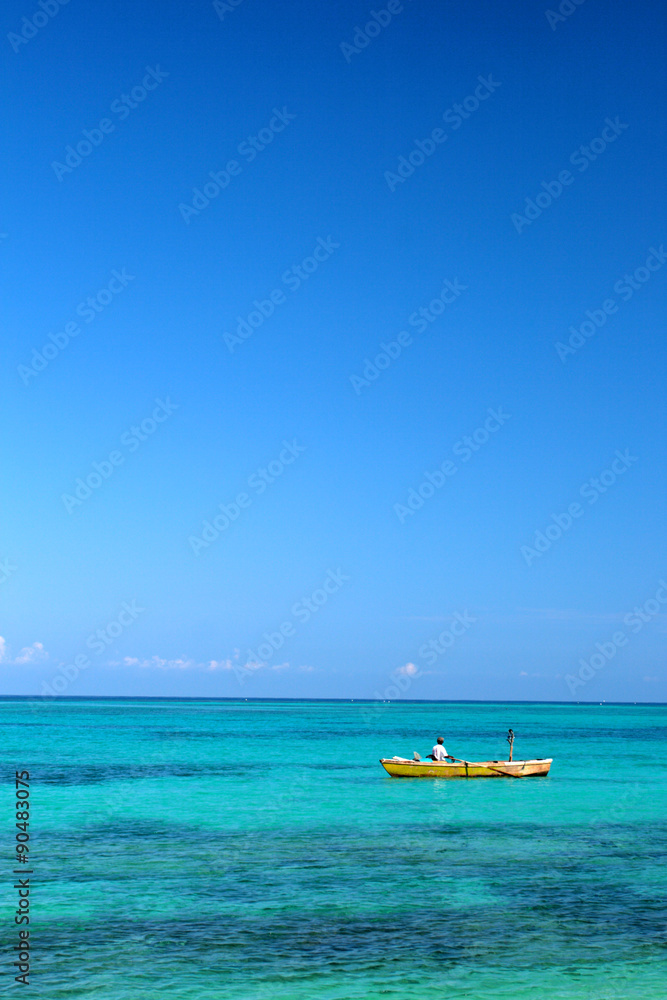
427, 736, 451, 761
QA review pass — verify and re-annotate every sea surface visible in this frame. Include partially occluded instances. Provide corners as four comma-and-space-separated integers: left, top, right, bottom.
2, 698, 666, 999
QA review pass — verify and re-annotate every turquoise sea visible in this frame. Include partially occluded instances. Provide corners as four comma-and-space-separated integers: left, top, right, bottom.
4, 698, 666, 999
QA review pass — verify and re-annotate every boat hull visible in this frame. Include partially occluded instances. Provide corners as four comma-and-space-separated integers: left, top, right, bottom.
379, 758, 552, 778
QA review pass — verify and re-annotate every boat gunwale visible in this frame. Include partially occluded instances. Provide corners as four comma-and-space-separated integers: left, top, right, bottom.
380, 757, 552, 767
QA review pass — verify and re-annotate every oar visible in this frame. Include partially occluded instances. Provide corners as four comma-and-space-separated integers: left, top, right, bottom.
448, 755, 520, 778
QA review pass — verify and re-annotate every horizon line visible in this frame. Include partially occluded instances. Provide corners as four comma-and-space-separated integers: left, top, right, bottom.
0, 696, 664, 706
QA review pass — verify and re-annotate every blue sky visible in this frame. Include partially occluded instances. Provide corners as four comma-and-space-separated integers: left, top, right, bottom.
2, 0, 666, 701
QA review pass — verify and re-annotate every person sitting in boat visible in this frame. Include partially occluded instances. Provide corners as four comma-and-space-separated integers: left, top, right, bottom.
427, 737, 452, 761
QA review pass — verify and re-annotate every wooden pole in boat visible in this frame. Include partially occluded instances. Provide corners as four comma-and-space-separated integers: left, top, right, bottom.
507, 728, 515, 762
448, 756, 520, 778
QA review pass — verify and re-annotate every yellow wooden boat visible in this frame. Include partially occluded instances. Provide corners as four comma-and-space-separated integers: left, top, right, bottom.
380, 756, 552, 778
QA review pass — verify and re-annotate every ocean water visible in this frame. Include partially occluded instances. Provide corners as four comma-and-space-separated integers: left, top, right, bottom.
3, 698, 666, 999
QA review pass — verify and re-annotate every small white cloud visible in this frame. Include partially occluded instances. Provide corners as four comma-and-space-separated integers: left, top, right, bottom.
111, 655, 239, 672
126, 655, 197, 671
206, 659, 235, 671
0, 638, 48, 666
15, 642, 47, 664
395, 662, 419, 677
108, 653, 321, 675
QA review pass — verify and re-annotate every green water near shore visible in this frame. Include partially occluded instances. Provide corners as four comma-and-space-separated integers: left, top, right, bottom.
3, 699, 666, 998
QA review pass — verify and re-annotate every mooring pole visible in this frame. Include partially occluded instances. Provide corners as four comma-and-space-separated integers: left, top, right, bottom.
507, 728, 515, 762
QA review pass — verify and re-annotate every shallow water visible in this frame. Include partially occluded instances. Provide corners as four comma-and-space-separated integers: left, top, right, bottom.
3, 699, 666, 998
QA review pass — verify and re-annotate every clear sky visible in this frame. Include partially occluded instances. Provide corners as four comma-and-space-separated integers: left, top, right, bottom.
3, 0, 666, 702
